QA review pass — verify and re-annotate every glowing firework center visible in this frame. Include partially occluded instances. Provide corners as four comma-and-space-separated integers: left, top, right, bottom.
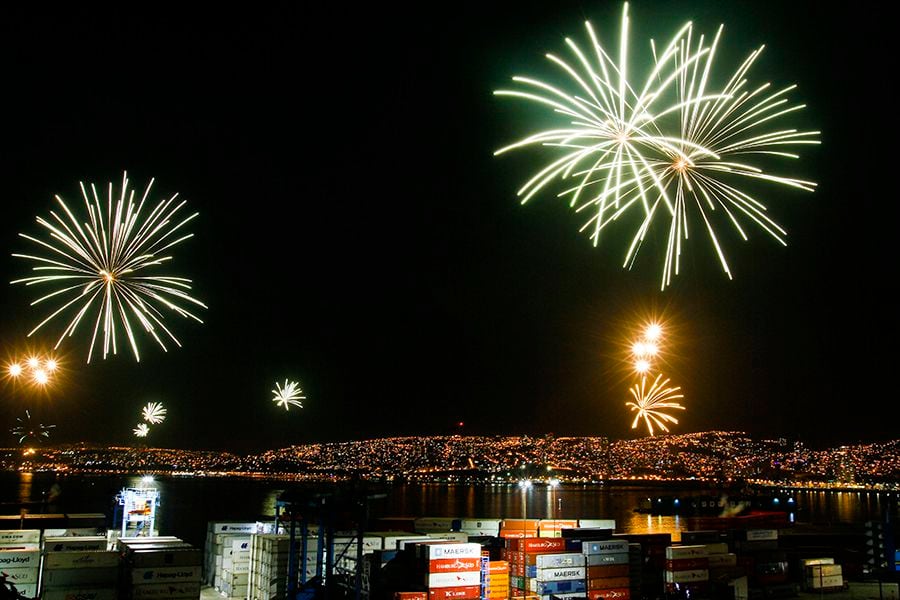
115, 483, 160, 538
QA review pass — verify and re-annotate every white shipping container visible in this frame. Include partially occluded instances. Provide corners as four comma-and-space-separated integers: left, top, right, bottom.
745, 529, 778, 542
0, 567, 38, 584
423, 543, 481, 560
41, 567, 119, 587
131, 581, 202, 599
0, 542, 41, 552
665, 545, 709, 560
535, 567, 586, 582
459, 528, 500, 537
41, 588, 117, 600
0, 550, 40, 568
577, 520, 616, 530
130, 565, 202, 584
0, 530, 41, 544
43, 537, 108, 553
232, 538, 252, 552
664, 569, 710, 583
426, 571, 482, 588
415, 518, 458, 531
459, 519, 501, 530
533, 553, 585, 569
64, 528, 104, 537
807, 575, 844, 589
43, 551, 120, 569
583, 540, 629, 555
210, 523, 259, 534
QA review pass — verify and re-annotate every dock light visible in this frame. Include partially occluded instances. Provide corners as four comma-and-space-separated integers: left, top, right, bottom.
635, 359, 651, 374
519, 479, 532, 490
8, 363, 23, 377
141, 475, 155, 485
549, 479, 560, 488
45, 359, 58, 372
645, 323, 662, 341
27, 357, 40, 369
674, 498, 680, 505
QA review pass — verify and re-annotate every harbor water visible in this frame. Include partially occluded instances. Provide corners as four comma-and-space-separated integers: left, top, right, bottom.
1, 472, 896, 548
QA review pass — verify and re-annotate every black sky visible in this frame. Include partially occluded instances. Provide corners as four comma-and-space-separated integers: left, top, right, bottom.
0, 2, 891, 451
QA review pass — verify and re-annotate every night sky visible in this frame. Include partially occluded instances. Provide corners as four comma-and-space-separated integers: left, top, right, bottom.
0, 2, 891, 451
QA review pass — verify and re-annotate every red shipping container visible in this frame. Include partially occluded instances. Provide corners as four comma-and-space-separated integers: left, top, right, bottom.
588, 565, 629, 579
500, 530, 538, 539
428, 586, 481, 600
510, 539, 567, 553
588, 588, 631, 600
396, 594, 428, 600
429, 558, 481, 573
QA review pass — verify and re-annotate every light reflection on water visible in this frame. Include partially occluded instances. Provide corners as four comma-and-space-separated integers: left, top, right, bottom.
2, 473, 897, 547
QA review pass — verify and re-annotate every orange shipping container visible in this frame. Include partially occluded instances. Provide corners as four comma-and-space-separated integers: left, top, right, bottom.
429, 558, 481, 573
588, 577, 630, 590
502, 519, 541, 530
489, 561, 510, 574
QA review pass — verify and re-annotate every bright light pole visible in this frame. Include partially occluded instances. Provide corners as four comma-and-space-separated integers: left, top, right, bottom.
518, 479, 532, 537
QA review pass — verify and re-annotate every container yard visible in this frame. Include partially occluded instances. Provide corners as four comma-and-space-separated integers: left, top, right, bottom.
1, 486, 899, 600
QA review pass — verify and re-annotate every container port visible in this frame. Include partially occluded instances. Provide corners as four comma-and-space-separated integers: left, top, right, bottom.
1, 484, 898, 600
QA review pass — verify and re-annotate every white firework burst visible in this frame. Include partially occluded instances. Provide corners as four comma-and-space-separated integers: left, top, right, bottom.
141, 402, 167, 424
12, 172, 207, 362
133, 423, 150, 438
494, 3, 718, 247
628, 25, 820, 288
272, 379, 305, 411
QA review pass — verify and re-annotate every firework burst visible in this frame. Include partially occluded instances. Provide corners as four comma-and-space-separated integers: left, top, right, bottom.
272, 379, 305, 411
12, 172, 207, 362
627, 25, 820, 288
626, 373, 685, 436
495, 6, 818, 287
495, 4, 717, 246
133, 423, 150, 438
11, 410, 56, 445
141, 402, 167, 424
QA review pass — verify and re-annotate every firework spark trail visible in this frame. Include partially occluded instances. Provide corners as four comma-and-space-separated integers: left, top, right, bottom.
12, 410, 56, 444
133, 423, 150, 438
626, 373, 685, 435
12, 172, 207, 362
272, 379, 305, 411
142, 402, 167, 424
626, 25, 821, 288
